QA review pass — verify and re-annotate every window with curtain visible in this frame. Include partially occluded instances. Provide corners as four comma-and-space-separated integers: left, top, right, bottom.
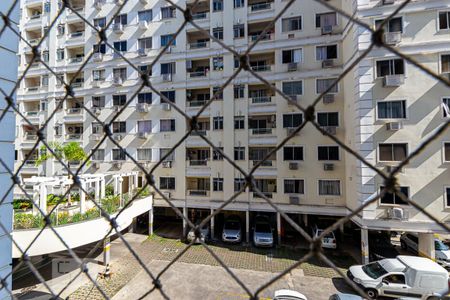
282, 49, 302, 64
318, 180, 340, 196
137, 148, 152, 161
316, 12, 337, 27
375, 17, 403, 32
380, 186, 409, 205
379, 143, 407, 161
317, 112, 339, 127
113, 68, 127, 80
138, 10, 152, 22
114, 14, 127, 25
316, 78, 338, 93
316, 45, 337, 60
161, 62, 176, 74
161, 34, 176, 47
161, 7, 176, 19
377, 100, 406, 119
92, 96, 105, 108
92, 69, 105, 81
160, 148, 175, 161
282, 81, 303, 96
139, 37, 152, 50
91, 149, 104, 161
282, 16, 302, 32
112, 149, 126, 160
138, 120, 152, 133
284, 179, 304, 194
160, 119, 175, 132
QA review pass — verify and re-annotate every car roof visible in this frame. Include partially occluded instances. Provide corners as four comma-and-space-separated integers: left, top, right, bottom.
334, 293, 363, 300
379, 258, 406, 272
397, 256, 447, 273
274, 289, 307, 300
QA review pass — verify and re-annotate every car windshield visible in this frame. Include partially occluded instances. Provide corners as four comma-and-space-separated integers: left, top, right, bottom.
225, 220, 240, 230
435, 240, 449, 251
362, 262, 388, 279
255, 222, 271, 233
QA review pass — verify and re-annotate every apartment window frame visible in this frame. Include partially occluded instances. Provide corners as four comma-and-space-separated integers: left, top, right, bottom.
317, 112, 339, 127
93, 43, 106, 54
212, 148, 224, 161
112, 94, 126, 106
234, 178, 245, 192
378, 143, 408, 162
443, 97, 450, 118
92, 69, 105, 81
94, 17, 106, 28
91, 149, 105, 161
233, 24, 245, 39
161, 6, 176, 19
438, 11, 450, 30
137, 148, 152, 161
443, 142, 450, 162
160, 119, 176, 132
316, 78, 339, 94
234, 116, 245, 129
234, 0, 244, 8
379, 186, 409, 206
318, 179, 341, 196
161, 62, 176, 75
376, 100, 407, 120
282, 48, 302, 64
138, 9, 152, 22
138, 37, 152, 50
283, 146, 304, 161
212, 27, 224, 40
213, 116, 224, 130
317, 145, 340, 161
440, 53, 450, 74
112, 121, 126, 133
212, 56, 224, 71
315, 44, 338, 61
376, 58, 405, 78
92, 122, 103, 134
445, 186, 450, 208
161, 34, 176, 47
282, 81, 303, 96
160, 177, 175, 190
138, 92, 152, 104
213, 178, 224, 192
284, 179, 305, 194
92, 96, 105, 108
112, 148, 126, 161
114, 14, 127, 25
161, 90, 176, 103
234, 85, 245, 99
282, 113, 303, 128
160, 148, 175, 162
56, 48, 65, 61
374, 17, 403, 33
213, 0, 223, 12
137, 120, 152, 134
113, 40, 127, 52
315, 12, 338, 28
234, 147, 245, 160
282, 16, 302, 32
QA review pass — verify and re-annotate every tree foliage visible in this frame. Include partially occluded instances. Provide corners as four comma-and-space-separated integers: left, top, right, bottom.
35, 141, 89, 166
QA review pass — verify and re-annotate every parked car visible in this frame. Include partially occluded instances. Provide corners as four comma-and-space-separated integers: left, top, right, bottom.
186, 221, 210, 244
273, 289, 307, 300
312, 225, 337, 249
347, 255, 449, 299
400, 233, 450, 268
369, 232, 399, 261
329, 293, 363, 300
253, 215, 274, 247
222, 215, 242, 243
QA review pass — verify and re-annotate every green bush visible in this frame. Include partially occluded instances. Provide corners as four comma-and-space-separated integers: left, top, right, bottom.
101, 195, 120, 214
136, 186, 150, 199
105, 184, 114, 197
13, 199, 32, 210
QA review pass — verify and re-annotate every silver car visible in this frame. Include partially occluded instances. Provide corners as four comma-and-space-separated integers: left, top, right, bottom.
253, 216, 274, 247
222, 216, 242, 243
186, 222, 210, 244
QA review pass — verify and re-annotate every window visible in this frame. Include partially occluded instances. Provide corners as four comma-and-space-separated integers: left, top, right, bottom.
234, 147, 245, 160
137, 148, 152, 161
138, 120, 152, 133
384, 274, 406, 285
161, 62, 176, 74
94, 17, 106, 28
317, 112, 339, 127
139, 65, 152, 75
160, 148, 175, 161
376, 59, 404, 77
213, 116, 223, 130
113, 68, 127, 81
93, 43, 106, 54
92, 69, 105, 81
316, 78, 338, 93
160, 177, 175, 190
213, 148, 223, 160
138, 37, 152, 50
441, 54, 450, 73
42, 50, 49, 62
439, 11, 450, 30
282, 81, 303, 96
161, 7, 176, 19
380, 186, 409, 205
213, 0, 223, 11
113, 94, 126, 106
234, 85, 245, 98
377, 100, 406, 119
284, 179, 304, 194
282, 49, 302, 64
315, 12, 337, 28
112, 121, 126, 133
234, 24, 245, 38
160, 119, 175, 132
444, 142, 450, 162
213, 178, 224, 191
379, 143, 407, 161
92, 96, 105, 108
445, 187, 450, 207
443, 98, 450, 118
213, 27, 224, 40
234, 0, 244, 8
56, 48, 64, 61
234, 178, 245, 191
41, 75, 49, 86
92, 123, 102, 134
57, 24, 65, 36
283, 146, 303, 161
375, 17, 402, 33
56, 74, 64, 86
44, 1, 50, 13
316, 45, 337, 60
318, 146, 339, 160
213, 57, 223, 71
283, 113, 303, 128
161, 34, 176, 47
318, 180, 340, 196
91, 149, 104, 161
234, 116, 245, 129
112, 149, 126, 161
212, 86, 223, 100
114, 14, 127, 25
161, 90, 175, 102
113, 41, 127, 52
138, 93, 152, 104
138, 9, 152, 22
282, 16, 302, 32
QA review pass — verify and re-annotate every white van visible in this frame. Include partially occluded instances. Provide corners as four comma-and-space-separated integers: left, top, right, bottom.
400, 233, 450, 268
347, 256, 449, 299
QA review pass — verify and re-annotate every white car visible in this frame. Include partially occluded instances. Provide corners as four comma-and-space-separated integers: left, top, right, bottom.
329, 293, 363, 300
186, 222, 210, 244
274, 289, 307, 300
400, 233, 450, 268
312, 225, 337, 249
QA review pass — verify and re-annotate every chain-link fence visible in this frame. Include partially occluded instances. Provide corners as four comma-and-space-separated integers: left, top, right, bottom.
1, 0, 450, 298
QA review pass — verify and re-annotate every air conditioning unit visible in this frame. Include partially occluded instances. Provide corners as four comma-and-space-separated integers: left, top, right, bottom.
323, 163, 335, 171
139, 20, 148, 29
387, 207, 408, 220
286, 127, 297, 135
93, 53, 103, 62
386, 121, 403, 131
321, 25, 333, 35
289, 196, 300, 205
166, 46, 172, 53
94, 1, 103, 9
162, 191, 171, 199
113, 162, 122, 169
289, 162, 298, 170
383, 75, 404, 87
113, 105, 121, 112
113, 134, 123, 141
93, 162, 100, 169
161, 103, 171, 111
162, 160, 172, 168
162, 73, 172, 82
322, 126, 337, 135
287, 33, 295, 39
92, 107, 101, 115
382, 0, 395, 5
136, 103, 149, 113
384, 32, 402, 45
322, 59, 334, 68
137, 132, 148, 139
385, 165, 403, 173
138, 48, 146, 56
288, 95, 298, 103
287, 63, 298, 72
323, 94, 335, 104
113, 76, 123, 86
90, 134, 101, 141
113, 23, 124, 33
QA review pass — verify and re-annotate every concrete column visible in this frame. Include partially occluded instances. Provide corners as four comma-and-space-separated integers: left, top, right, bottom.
210, 209, 215, 240
39, 184, 47, 214
33, 186, 40, 215
302, 214, 308, 227
245, 210, 250, 244
100, 178, 105, 199
94, 179, 100, 201
80, 181, 86, 214
361, 228, 369, 264
418, 233, 435, 260
148, 208, 153, 236
276, 212, 281, 246
183, 206, 188, 237
113, 177, 118, 195
118, 177, 123, 206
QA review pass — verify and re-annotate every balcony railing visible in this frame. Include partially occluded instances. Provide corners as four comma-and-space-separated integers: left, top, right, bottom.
29, 14, 42, 20
252, 160, 274, 167
66, 134, 82, 140
69, 31, 84, 38
188, 160, 208, 166
24, 133, 38, 140
25, 111, 39, 116
69, 56, 84, 63
187, 100, 207, 107
23, 160, 37, 167
66, 108, 82, 114
250, 2, 272, 11
251, 128, 273, 135
190, 130, 207, 136
187, 190, 210, 196
188, 41, 209, 49
249, 33, 273, 41
188, 70, 208, 78
26, 86, 40, 92
71, 80, 84, 88
250, 64, 272, 72
251, 96, 272, 104
192, 12, 209, 20
253, 191, 273, 198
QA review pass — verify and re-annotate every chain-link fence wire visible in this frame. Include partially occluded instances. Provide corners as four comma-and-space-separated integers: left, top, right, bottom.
0, 0, 449, 298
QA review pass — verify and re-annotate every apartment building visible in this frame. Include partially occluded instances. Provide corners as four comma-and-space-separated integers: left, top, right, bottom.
14, 0, 450, 259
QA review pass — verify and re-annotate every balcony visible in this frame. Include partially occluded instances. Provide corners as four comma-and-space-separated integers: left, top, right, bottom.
24, 132, 38, 141
251, 128, 273, 135
187, 100, 207, 107
251, 96, 272, 104
250, 64, 272, 72
65, 134, 82, 141
188, 160, 208, 166
252, 160, 274, 167
249, 2, 273, 12
188, 41, 209, 49
188, 70, 208, 78
187, 190, 210, 197
66, 7, 85, 22
186, 177, 210, 196
68, 56, 84, 64
192, 12, 209, 20
66, 108, 83, 115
